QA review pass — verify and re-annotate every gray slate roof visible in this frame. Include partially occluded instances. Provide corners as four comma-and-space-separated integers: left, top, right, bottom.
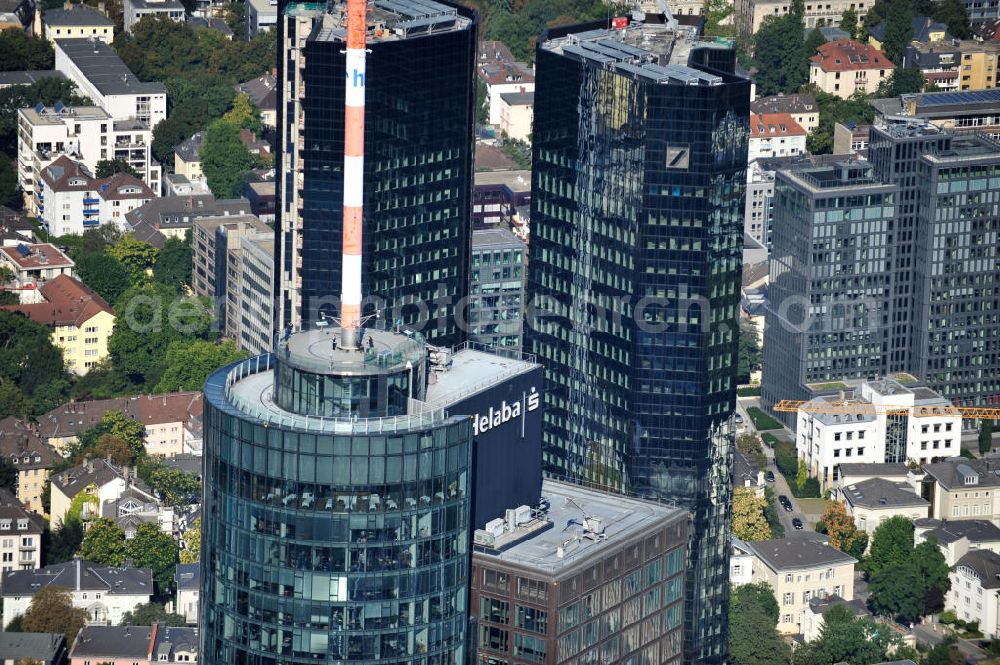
842, 477, 929, 509
72, 625, 198, 660
955, 549, 1000, 589
50, 458, 124, 498
1, 559, 153, 596
174, 132, 204, 163
499, 90, 534, 106
234, 73, 276, 110
745, 538, 857, 572
44, 5, 113, 26
923, 519, 1000, 545
0, 632, 64, 664
0, 70, 66, 87
923, 458, 1000, 490
837, 462, 910, 479
174, 563, 200, 590
807, 593, 870, 617
55, 39, 166, 96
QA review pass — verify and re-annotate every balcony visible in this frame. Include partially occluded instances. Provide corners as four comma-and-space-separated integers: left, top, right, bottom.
82, 219, 100, 227
83, 208, 99, 215
83, 197, 100, 204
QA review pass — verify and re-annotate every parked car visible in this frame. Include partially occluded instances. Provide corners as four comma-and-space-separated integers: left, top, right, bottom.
792, 518, 803, 530
766, 471, 775, 482
779, 495, 792, 511
734, 413, 744, 424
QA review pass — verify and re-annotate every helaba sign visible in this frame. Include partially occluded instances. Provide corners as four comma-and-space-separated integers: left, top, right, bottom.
473, 387, 540, 437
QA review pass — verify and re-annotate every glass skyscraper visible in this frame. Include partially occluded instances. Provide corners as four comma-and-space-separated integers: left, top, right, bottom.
275, 0, 477, 345
201, 328, 473, 665
525, 17, 750, 664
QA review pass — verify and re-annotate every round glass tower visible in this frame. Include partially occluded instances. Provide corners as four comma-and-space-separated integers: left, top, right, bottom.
200, 326, 472, 665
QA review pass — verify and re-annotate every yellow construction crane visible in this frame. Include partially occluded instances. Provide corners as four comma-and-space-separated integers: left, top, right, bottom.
771, 400, 1000, 420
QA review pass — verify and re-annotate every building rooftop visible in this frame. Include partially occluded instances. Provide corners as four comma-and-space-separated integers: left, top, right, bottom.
130, 219, 167, 248
842, 478, 928, 510
38, 391, 203, 441
806, 594, 870, 617
192, 214, 269, 237
954, 549, 1000, 589
745, 538, 857, 572
922, 519, 1000, 545
0, 488, 44, 532
0, 633, 64, 663
870, 16, 948, 44
0, 242, 74, 271
44, 4, 113, 26
71, 624, 198, 660
174, 132, 204, 163
923, 458, 1000, 490
127, 0, 184, 11
750, 112, 806, 138
175, 563, 200, 591
922, 133, 1000, 164
309, 0, 472, 43
0, 70, 66, 87
55, 39, 166, 97
810, 38, 893, 72
18, 104, 111, 128
498, 90, 533, 106
541, 18, 732, 85
750, 92, 817, 116
472, 227, 523, 250
234, 73, 277, 110
0, 417, 61, 471
125, 195, 252, 229
424, 347, 537, 409
40, 155, 93, 192
188, 15, 234, 36
837, 462, 910, 479
1, 558, 152, 597
473, 169, 531, 190
0, 275, 111, 328
472, 479, 687, 577
50, 458, 127, 498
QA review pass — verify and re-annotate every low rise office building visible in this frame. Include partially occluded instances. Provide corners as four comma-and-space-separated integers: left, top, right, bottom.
471, 480, 689, 665
470, 228, 524, 351
232, 232, 273, 355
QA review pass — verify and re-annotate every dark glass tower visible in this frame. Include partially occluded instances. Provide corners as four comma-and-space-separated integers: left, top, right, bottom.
525, 18, 750, 664
275, 0, 477, 344
201, 328, 473, 665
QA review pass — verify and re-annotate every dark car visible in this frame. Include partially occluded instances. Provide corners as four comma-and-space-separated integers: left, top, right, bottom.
779, 495, 792, 511
766, 471, 775, 482
792, 518, 803, 530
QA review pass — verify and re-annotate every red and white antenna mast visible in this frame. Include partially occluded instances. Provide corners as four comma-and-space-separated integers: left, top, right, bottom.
340, 0, 366, 349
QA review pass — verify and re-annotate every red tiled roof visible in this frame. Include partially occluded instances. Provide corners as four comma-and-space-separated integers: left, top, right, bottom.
477, 62, 534, 86
0, 274, 111, 327
810, 39, 894, 72
38, 392, 203, 440
0, 243, 74, 270
39, 155, 93, 192
94, 172, 154, 201
750, 113, 807, 138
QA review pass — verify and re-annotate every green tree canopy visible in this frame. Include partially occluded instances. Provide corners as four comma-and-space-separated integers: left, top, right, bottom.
738, 320, 761, 381
201, 118, 256, 198
108, 234, 159, 276
120, 602, 186, 627
0, 153, 18, 209
95, 158, 139, 179
152, 235, 192, 287
0, 379, 29, 420
840, 8, 858, 38
752, 0, 807, 96
806, 90, 875, 154
180, 517, 200, 564
866, 515, 914, 577
75, 252, 132, 306
20, 586, 88, 643
980, 419, 994, 455
728, 582, 789, 665
223, 93, 262, 136
932, 0, 971, 39
876, 67, 926, 98
154, 339, 248, 393
126, 522, 179, 593
43, 518, 83, 565
0, 311, 68, 396
78, 518, 128, 566
795, 606, 908, 665
0, 30, 54, 72
138, 457, 201, 507
731, 582, 780, 623
880, 0, 914, 65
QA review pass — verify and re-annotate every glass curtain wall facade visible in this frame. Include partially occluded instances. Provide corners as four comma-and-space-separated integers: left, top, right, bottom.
275, 0, 477, 345
526, 21, 750, 665
201, 345, 473, 665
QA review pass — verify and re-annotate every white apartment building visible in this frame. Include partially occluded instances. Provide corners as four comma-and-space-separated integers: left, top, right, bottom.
236, 232, 274, 355
54, 39, 167, 129
947, 549, 1000, 638
0, 243, 75, 304
809, 39, 894, 98
36, 156, 154, 236
916, 519, 1000, 566
749, 113, 807, 162
17, 105, 160, 214
797, 379, 962, 491
0, 490, 43, 575
745, 161, 776, 247
123, 0, 184, 33
246, 0, 276, 38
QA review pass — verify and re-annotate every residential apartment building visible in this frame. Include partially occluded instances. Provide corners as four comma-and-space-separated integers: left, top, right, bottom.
736, 0, 871, 40
840, 477, 929, 534
808, 39, 893, 98
915, 518, 1000, 565
801, 595, 870, 642
744, 160, 776, 247
234, 73, 277, 129
172, 133, 204, 182
751, 93, 819, 133
190, 214, 269, 340
498, 91, 533, 142
246, 0, 275, 38
233, 232, 273, 355
0, 274, 113, 375
17, 105, 160, 212
49, 458, 135, 527
42, 5, 114, 43
471, 481, 689, 665
173, 564, 199, 625
38, 392, 203, 458
470, 228, 524, 351
0, 417, 62, 514
0, 489, 43, 573
69, 625, 198, 665
908, 39, 1000, 91
2, 559, 153, 627
946, 549, 1000, 638
920, 459, 1000, 522
123, 0, 184, 32
527, 18, 749, 663
872, 88, 1000, 139
477, 40, 535, 126
276, 0, 476, 341
795, 379, 961, 488
0, 633, 66, 665
36, 156, 154, 236
124, 195, 251, 240
54, 39, 167, 129
743, 538, 857, 635
749, 113, 807, 161
0, 242, 74, 303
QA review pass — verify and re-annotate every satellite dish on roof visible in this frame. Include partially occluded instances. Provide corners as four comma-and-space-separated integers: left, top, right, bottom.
53, 101, 65, 113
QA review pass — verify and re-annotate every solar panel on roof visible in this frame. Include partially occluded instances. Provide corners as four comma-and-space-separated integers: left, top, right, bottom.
595, 38, 648, 59
34, 102, 44, 113
53, 101, 64, 113
15, 244, 30, 258
919, 88, 1000, 106
561, 43, 615, 64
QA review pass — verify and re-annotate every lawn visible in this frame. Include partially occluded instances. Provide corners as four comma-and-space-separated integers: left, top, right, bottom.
747, 407, 783, 431
761, 433, 779, 448
807, 382, 848, 392
737, 386, 761, 397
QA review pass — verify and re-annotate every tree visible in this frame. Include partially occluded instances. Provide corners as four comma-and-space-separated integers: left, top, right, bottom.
803, 27, 827, 59
43, 519, 83, 565
75, 253, 132, 305
0, 379, 29, 420
475, 78, 489, 125
932, 0, 971, 39
20, 586, 88, 643
818, 501, 867, 559
180, 518, 200, 564
223, 93, 262, 136
153, 339, 248, 392
107, 234, 159, 276
980, 419, 994, 455
152, 236, 192, 287
738, 320, 761, 382
79, 518, 128, 566
0, 456, 16, 494
94, 434, 137, 466
869, 559, 923, 622
752, 2, 807, 96
704, 0, 736, 38
95, 158, 139, 179
120, 602, 186, 627
795, 460, 808, 492
729, 582, 789, 665
795, 606, 906, 665
127, 522, 179, 593
807, 90, 875, 154
866, 515, 914, 578
736, 433, 767, 469
840, 8, 858, 38
876, 67, 926, 98
732, 487, 772, 541
0, 153, 18, 209
201, 118, 255, 198
925, 635, 964, 665
912, 538, 950, 615
0, 311, 67, 396
880, 0, 914, 66
763, 487, 786, 538
138, 457, 201, 506
0, 30, 54, 72
100, 410, 146, 459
